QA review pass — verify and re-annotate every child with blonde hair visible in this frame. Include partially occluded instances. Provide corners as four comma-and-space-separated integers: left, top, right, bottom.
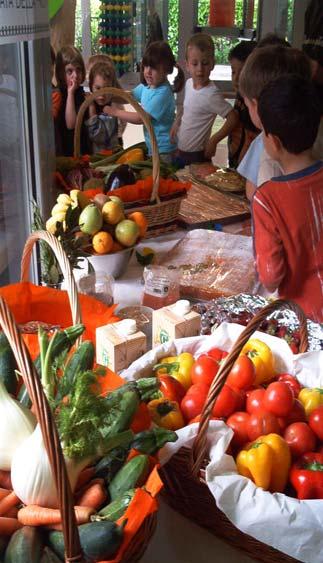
171, 33, 238, 165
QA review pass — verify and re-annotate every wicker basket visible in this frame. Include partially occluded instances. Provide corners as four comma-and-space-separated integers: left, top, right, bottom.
160, 299, 309, 563
74, 87, 186, 236
0, 230, 156, 563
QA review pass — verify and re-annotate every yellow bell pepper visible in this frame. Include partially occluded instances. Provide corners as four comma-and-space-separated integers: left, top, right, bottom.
298, 387, 323, 417
116, 148, 144, 164
153, 352, 194, 390
147, 398, 184, 430
240, 338, 275, 384
236, 433, 291, 492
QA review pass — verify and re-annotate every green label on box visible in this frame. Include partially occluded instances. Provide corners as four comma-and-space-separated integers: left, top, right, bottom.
159, 328, 169, 344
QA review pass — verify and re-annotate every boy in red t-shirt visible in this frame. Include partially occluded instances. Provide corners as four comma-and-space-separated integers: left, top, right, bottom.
253, 74, 323, 323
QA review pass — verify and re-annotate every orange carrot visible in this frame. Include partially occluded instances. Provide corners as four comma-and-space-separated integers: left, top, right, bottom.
75, 466, 95, 492
76, 478, 107, 509
17, 505, 94, 527
0, 488, 11, 502
0, 492, 20, 517
0, 517, 22, 536
0, 471, 12, 490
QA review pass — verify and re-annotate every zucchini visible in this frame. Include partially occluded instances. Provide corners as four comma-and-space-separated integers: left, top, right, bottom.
40, 547, 63, 563
59, 340, 95, 396
0, 333, 18, 395
18, 323, 85, 407
4, 526, 44, 563
131, 428, 178, 455
104, 389, 139, 438
108, 454, 150, 501
94, 446, 129, 482
48, 521, 124, 562
94, 489, 136, 522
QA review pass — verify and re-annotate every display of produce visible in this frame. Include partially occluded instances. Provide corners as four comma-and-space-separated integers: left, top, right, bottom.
158, 230, 257, 301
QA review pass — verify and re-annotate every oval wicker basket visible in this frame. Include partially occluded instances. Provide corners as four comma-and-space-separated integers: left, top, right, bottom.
0, 231, 156, 563
160, 299, 309, 563
74, 87, 185, 235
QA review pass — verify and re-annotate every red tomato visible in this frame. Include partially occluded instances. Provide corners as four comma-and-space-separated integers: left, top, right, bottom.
206, 347, 228, 363
284, 422, 317, 458
191, 355, 219, 387
181, 383, 209, 422
246, 388, 266, 414
263, 381, 294, 417
212, 384, 245, 418
226, 355, 256, 390
277, 373, 303, 398
158, 374, 186, 403
247, 410, 281, 441
226, 411, 250, 448
309, 405, 323, 441
280, 399, 306, 426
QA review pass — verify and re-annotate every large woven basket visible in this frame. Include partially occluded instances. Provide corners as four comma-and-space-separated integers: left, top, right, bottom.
160, 299, 309, 563
0, 230, 156, 563
74, 87, 186, 236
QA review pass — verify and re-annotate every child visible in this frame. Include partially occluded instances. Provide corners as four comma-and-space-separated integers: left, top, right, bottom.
253, 74, 322, 323
104, 41, 185, 163
55, 45, 89, 156
86, 53, 126, 146
237, 45, 311, 199
170, 33, 237, 165
85, 62, 120, 153
227, 40, 259, 168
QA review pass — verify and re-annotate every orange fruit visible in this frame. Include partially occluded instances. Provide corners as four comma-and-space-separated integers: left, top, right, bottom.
127, 211, 148, 237
110, 240, 125, 253
92, 231, 114, 254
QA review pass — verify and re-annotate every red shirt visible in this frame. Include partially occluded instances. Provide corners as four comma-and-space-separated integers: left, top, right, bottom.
252, 161, 323, 323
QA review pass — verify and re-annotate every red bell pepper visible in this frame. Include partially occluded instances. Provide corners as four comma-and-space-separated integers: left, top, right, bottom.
290, 452, 323, 499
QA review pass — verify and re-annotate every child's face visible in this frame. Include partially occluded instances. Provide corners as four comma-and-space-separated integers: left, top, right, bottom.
65, 63, 83, 88
230, 57, 244, 92
186, 46, 214, 88
143, 64, 167, 88
244, 96, 262, 129
92, 74, 112, 106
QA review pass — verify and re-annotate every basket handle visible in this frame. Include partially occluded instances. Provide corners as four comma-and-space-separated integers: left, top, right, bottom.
74, 87, 160, 204
191, 299, 309, 477
20, 231, 82, 329
0, 296, 82, 562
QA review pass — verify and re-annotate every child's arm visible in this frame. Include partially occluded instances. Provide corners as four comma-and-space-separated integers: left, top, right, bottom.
103, 105, 143, 125
246, 180, 256, 201
88, 102, 97, 118
252, 189, 286, 292
170, 106, 183, 143
204, 108, 238, 159
65, 77, 79, 129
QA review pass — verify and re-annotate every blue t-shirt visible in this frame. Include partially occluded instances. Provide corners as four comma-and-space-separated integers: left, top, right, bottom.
132, 82, 175, 155
237, 133, 264, 186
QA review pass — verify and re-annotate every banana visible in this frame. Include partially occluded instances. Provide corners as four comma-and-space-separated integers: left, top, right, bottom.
51, 202, 69, 217
57, 193, 72, 205
50, 209, 66, 222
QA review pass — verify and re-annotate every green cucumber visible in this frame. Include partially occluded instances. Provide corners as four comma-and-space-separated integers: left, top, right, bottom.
108, 454, 150, 501
4, 526, 44, 563
58, 340, 95, 397
104, 389, 139, 438
94, 446, 129, 482
131, 428, 178, 455
40, 547, 63, 563
0, 333, 18, 395
93, 489, 136, 522
48, 521, 124, 562
18, 323, 85, 407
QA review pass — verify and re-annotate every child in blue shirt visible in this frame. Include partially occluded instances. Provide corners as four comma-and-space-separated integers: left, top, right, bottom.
104, 41, 185, 162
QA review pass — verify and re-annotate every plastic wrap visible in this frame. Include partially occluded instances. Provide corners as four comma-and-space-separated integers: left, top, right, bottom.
158, 230, 258, 301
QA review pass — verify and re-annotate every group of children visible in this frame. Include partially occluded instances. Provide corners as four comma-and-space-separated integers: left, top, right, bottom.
51, 32, 322, 324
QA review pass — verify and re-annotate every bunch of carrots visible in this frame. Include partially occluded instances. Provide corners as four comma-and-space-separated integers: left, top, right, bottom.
83, 176, 191, 203
0, 465, 107, 534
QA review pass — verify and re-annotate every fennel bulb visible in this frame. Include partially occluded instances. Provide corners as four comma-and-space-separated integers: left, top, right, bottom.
0, 380, 36, 471
11, 424, 89, 508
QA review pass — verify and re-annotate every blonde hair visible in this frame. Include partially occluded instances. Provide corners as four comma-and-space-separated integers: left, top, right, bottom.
186, 33, 215, 61
87, 53, 114, 74
239, 45, 311, 100
55, 45, 85, 89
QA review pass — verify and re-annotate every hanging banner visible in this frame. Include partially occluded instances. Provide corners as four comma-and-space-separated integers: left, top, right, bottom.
0, 0, 49, 44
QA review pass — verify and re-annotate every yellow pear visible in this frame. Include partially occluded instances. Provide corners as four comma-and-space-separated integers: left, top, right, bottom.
102, 200, 124, 225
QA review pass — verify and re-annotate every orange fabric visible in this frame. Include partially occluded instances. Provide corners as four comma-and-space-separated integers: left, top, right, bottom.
0, 282, 119, 358
52, 89, 62, 119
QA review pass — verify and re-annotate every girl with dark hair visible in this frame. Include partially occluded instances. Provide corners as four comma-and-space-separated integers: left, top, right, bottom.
104, 41, 185, 162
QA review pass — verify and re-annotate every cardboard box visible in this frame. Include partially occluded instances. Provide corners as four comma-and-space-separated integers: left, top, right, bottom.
152, 303, 201, 346
96, 321, 147, 372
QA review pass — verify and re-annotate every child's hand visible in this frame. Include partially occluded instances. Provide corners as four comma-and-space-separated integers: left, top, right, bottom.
67, 76, 78, 94
103, 105, 117, 117
204, 138, 217, 160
